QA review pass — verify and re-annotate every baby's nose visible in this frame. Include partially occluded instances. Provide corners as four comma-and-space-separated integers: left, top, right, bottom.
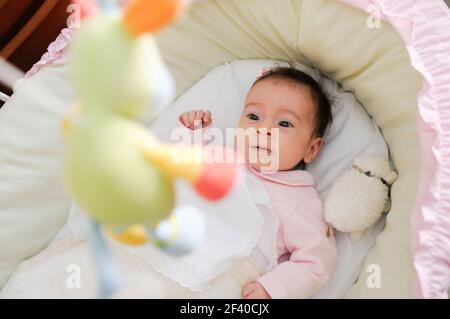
257, 127, 272, 136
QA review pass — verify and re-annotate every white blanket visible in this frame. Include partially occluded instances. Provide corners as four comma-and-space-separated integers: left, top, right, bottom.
0, 238, 261, 299
0, 171, 271, 298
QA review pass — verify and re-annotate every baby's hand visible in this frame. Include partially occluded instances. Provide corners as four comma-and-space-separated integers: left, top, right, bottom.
179, 110, 212, 130
242, 281, 271, 299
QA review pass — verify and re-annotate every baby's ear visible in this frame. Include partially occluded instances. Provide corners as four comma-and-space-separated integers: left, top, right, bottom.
304, 137, 323, 164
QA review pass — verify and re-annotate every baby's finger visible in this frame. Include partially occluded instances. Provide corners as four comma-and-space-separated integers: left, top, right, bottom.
243, 288, 254, 299
246, 292, 260, 299
242, 286, 250, 297
242, 283, 255, 298
203, 111, 212, 126
181, 113, 190, 128
188, 111, 197, 127
194, 110, 203, 129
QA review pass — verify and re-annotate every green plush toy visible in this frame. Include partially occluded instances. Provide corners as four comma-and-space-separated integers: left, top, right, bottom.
61, 0, 240, 298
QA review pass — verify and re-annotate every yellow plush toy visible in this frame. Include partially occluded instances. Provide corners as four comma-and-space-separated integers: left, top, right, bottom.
62, 0, 240, 298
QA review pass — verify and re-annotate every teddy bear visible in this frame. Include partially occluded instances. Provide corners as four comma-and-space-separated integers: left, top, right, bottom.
324, 154, 398, 242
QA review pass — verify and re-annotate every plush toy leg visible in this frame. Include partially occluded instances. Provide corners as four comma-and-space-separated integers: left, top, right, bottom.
350, 230, 366, 242
89, 221, 122, 299
153, 205, 206, 256
350, 192, 392, 243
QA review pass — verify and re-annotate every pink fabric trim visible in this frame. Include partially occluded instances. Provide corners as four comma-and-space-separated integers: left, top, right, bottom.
25, 27, 76, 78
247, 163, 315, 187
25, 0, 450, 298
341, 0, 450, 299
24, 0, 130, 78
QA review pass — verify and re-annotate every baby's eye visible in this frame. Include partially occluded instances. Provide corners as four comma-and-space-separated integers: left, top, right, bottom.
278, 120, 294, 128
247, 113, 259, 121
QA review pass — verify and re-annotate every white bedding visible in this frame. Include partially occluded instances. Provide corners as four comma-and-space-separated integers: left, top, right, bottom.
0, 60, 389, 298
0, 234, 260, 299
0, 174, 266, 298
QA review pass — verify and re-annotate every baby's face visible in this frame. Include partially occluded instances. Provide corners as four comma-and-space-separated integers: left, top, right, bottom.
237, 78, 323, 171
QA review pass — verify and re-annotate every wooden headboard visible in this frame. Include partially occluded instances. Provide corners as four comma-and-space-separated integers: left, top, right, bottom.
0, 0, 70, 101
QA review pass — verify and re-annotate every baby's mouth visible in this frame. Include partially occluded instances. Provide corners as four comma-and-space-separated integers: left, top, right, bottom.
251, 145, 272, 154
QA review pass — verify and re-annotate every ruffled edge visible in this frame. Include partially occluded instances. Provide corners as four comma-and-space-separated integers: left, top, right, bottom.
25, 27, 76, 79
24, 0, 131, 78
341, 0, 450, 299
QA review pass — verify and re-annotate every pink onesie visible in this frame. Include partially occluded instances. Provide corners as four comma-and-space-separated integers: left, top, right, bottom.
247, 164, 337, 298
176, 117, 337, 298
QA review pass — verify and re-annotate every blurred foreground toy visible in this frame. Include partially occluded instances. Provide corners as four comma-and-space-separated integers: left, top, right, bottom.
62, 0, 239, 298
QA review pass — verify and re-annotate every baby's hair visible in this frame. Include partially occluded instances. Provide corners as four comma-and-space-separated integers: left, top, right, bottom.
252, 62, 333, 138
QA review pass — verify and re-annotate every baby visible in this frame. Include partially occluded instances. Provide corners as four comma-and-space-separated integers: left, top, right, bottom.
179, 66, 337, 299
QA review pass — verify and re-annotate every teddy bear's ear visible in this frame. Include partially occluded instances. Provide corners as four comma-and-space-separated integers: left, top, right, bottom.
385, 171, 399, 185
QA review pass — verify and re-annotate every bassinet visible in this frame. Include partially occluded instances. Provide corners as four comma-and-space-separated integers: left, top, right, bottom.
0, 0, 449, 298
